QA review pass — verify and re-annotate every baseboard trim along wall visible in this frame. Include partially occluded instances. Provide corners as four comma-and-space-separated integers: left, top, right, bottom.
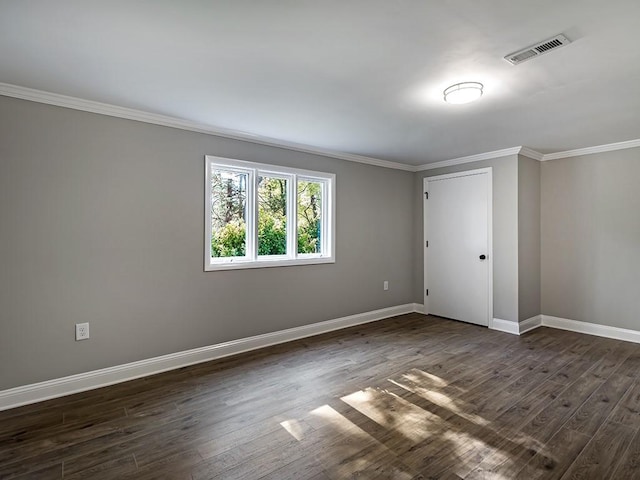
491, 316, 542, 335
540, 315, 640, 344
5, 306, 637, 411
0, 303, 424, 411
519, 315, 543, 334
492, 314, 640, 343
491, 318, 521, 335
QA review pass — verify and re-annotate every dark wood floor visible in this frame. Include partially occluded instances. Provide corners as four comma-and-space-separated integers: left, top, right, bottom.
2, 314, 640, 479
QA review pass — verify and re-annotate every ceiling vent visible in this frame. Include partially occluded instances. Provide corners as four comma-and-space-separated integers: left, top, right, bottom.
504, 34, 571, 65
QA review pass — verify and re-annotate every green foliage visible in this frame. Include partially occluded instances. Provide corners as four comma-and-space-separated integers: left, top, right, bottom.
258, 214, 287, 255
297, 221, 320, 254
210, 175, 323, 258
210, 169, 248, 257
259, 177, 287, 217
257, 177, 287, 255
297, 180, 322, 254
210, 172, 246, 226
211, 220, 246, 257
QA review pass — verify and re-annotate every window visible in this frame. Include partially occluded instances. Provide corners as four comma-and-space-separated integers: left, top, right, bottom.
205, 156, 335, 271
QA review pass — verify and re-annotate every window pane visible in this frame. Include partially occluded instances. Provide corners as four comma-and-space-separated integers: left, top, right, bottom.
210, 169, 248, 258
297, 180, 323, 254
258, 175, 288, 256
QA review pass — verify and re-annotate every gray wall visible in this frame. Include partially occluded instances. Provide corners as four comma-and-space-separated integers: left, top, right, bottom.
413, 155, 520, 322
0, 96, 415, 390
5, 91, 636, 392
541, 147, 640, 330
518, 155, 541, 321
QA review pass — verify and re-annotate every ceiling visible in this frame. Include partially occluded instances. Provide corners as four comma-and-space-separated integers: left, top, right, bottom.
1, 0, 639, 166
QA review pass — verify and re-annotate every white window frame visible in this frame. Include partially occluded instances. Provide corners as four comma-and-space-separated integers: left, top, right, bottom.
204, 155, 335, 271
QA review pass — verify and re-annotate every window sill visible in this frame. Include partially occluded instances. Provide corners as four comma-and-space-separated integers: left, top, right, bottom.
205, 256, 335, 272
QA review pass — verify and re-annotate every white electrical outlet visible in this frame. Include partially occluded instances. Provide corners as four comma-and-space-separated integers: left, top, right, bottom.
75, 322, 90, 341
383, 281, 389, 291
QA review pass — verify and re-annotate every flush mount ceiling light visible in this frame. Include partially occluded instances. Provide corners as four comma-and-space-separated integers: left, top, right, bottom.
443, 82, 483, 105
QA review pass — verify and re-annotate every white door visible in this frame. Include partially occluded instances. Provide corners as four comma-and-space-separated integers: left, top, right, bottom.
424, 169, 492, 326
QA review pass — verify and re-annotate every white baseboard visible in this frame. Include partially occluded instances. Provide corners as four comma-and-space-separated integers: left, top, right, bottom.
412, 303, 425, 314
541, 315, 640, 344
491, 315, 542, 335
519, 315, 543, 334
491, 318, 520, 335
0, 303, 423, 411
492, 313, 640, 343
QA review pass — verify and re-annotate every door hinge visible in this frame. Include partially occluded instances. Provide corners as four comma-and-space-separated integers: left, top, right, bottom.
426, 289, 429, 296
426, 240, 429, 247
424, 191, 429, 199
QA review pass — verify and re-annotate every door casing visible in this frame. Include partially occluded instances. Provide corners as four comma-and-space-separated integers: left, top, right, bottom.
423, 167, 493, 328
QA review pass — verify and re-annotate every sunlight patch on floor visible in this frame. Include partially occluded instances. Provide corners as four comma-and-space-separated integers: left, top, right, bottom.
389, 376, 490, 427
340, 387, 442, 444
308, 404, 376, 443
404, 369, 449, 387
307, 404, 386, 461
307, 404, 416, 479
279, 419, 306, 441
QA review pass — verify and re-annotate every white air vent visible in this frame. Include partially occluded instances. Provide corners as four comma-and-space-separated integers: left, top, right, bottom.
504, 34, 571, 65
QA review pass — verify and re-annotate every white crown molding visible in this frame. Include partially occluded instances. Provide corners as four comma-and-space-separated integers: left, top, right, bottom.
415, 146, 524, 171
0, 82, 414, 172
519, 147, 544, 161
3, 82, 639, 171
540, 138, 640, 161
0, 303, 422, 411
408, 136, 640, 171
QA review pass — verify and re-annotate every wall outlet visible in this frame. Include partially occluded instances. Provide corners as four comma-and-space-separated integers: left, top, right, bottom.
75, 323, 90, 341
383, 281, 389, 291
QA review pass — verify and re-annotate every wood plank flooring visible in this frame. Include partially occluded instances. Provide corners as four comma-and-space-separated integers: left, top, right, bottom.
2, 313, 640, 479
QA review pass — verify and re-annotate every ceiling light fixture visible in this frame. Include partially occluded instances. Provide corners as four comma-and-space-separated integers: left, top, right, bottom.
443, 82, 483, 105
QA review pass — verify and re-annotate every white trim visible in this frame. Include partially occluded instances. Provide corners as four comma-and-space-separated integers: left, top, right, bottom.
422, 167, 494, 183
416, 147, 522, 171
0, 304, 421, 411
423, 167, 493, 328
519, 315, 543, 334
492, 314, 640, 340
491, 315, 542, 335
3, 82, 639, 172
6, 306, 639, 410
0, 82, 413, 173
409, 138, 640, 170
540, 139, 640, 161
204, 155, 335, 271
423, 181, 429, 316
412, 303, 425, 314
412, 139, 640, 168
204, 256, 336, 271
519, 147, 545, 161
486, 171, 494, 329
491, 318, 520, 335
541, 315, 640, 344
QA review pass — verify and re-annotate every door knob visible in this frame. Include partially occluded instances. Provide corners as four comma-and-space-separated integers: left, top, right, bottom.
479, 254, 487, 260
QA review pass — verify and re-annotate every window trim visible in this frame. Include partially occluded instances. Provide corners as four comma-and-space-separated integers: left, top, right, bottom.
204, 155, 335, 271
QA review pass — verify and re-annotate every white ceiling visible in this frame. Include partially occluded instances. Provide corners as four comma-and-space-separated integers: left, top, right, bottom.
1, 0, 639, 166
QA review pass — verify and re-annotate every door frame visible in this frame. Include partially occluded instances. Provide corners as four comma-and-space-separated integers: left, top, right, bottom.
423, 167, 493, 328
